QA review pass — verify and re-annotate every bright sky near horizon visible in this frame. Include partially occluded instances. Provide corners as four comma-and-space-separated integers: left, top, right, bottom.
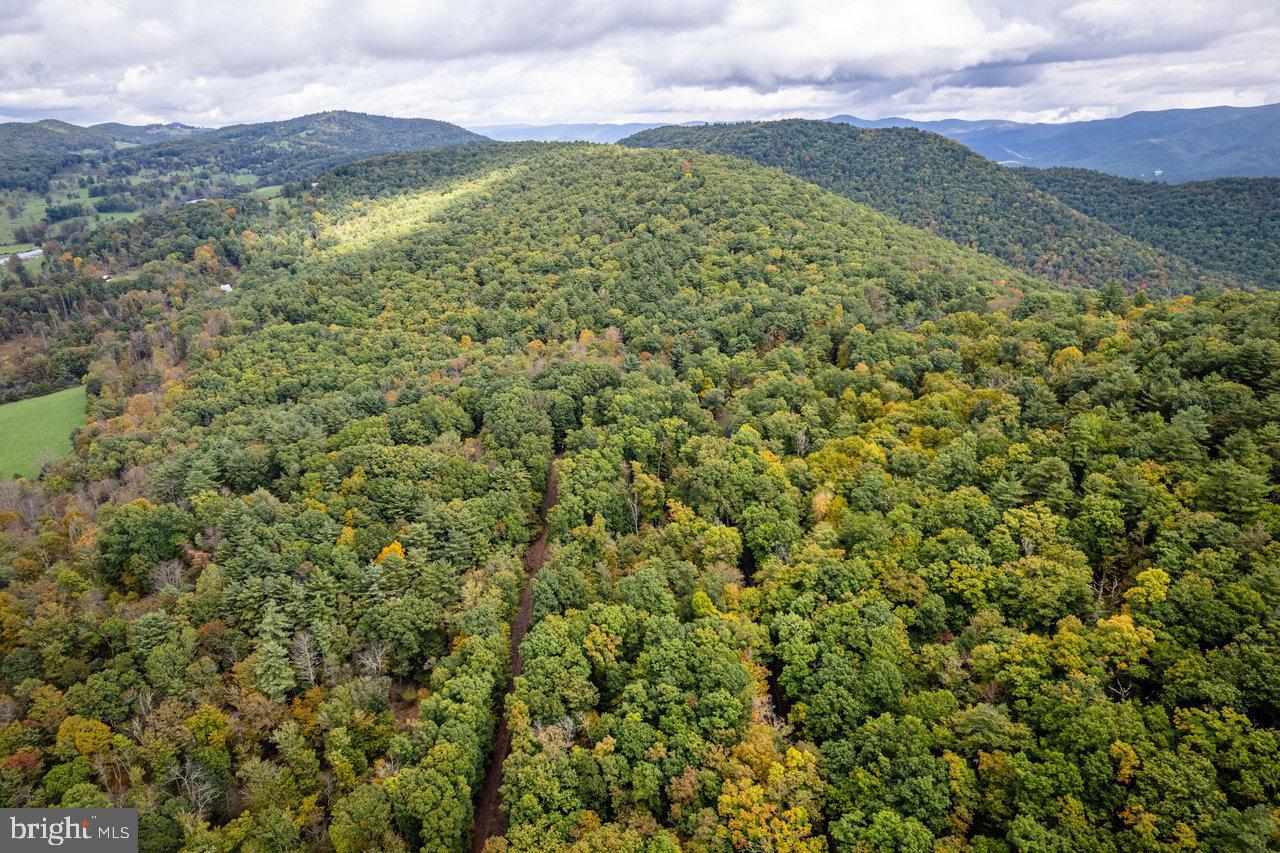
1, 0, 1278, 127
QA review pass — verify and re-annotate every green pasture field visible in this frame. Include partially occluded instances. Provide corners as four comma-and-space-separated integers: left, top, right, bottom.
0, 385, 86, 478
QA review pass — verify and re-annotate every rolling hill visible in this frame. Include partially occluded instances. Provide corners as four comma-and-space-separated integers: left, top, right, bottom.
0, 118, 208, 156
621, 118, 1223, 292
1020, 167, 1280, 288
470, 121, 664, 142
2, 112, 486, 185
117, 110, 491, 184
827, 102, 1280, 181
0, 119, 118, 158
0, 120, 120, 190
88, 121, 208, 144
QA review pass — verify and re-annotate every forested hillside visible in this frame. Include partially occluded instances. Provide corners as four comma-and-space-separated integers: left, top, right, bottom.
114, 111, 490, 186
0, 119, 202, 193
2, 141, 1279, 852
0, 120, 120, 193
88, 123, 206, 145
0, 112, 489, 266
621, 120, 1224, 293
0, 115, 494, 407
0, 121, 108, 159
829, 102, 1280, 181
1020, 168, 1280, 288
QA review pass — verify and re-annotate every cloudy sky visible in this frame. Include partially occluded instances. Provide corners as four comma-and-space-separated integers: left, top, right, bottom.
1, 0, 1278, 128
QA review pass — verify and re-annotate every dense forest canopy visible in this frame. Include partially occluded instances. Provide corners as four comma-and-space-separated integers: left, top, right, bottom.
621, 120, 1233, 293
1, 138, 1279, 853
1019, 168, 1280, 289
0, 115, 493, 404
8, 112, 1276, 414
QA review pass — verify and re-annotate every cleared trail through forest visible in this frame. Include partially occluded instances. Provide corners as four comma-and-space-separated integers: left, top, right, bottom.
470, 459, 559, 852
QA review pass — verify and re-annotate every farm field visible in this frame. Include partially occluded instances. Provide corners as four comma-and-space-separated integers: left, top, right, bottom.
0, 385, 85, 478
1, 163, 257, 250
0, 191, 47, 247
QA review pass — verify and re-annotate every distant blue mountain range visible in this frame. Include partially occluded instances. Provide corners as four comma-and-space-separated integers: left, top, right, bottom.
471, 103, 1280, 182
826, 103, 1280, 182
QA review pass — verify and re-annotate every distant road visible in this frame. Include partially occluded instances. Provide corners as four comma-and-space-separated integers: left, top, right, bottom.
0, 248, 44, 266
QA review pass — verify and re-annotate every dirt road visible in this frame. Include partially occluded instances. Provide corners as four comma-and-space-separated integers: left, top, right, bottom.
470, 460, 559, 852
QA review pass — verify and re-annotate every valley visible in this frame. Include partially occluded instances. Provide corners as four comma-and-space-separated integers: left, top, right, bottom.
0, 111, 488, 256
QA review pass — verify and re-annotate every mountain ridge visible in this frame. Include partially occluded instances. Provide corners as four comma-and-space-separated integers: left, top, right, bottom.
114, 110, 492, 183
827, 102, 1280, 181
470, 122, 664, 143
7, 100, 1276, 180
620, 118, 1231, 292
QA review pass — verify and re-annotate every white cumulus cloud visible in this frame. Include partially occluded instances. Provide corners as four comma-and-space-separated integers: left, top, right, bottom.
0, 0, 1275, 126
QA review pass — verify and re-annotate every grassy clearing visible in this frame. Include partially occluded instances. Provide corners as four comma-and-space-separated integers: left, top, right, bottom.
248, 184, 283, 199
93, 210, 143, 227
0, 385, 86, 479
0, 191, 48, 246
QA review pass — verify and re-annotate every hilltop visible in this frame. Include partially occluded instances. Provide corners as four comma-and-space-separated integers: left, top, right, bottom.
0, 119, 117, 158
88, 121, 207, 144
115, 110, 491, 184
621, 119, 1223, 292
0, 118, 206, 153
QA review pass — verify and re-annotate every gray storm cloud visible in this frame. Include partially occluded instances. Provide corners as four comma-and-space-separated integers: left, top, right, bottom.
0, 0, 1276, 126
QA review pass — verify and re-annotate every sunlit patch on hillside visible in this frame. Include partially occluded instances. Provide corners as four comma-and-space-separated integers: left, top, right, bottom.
320, 167, 522, 254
